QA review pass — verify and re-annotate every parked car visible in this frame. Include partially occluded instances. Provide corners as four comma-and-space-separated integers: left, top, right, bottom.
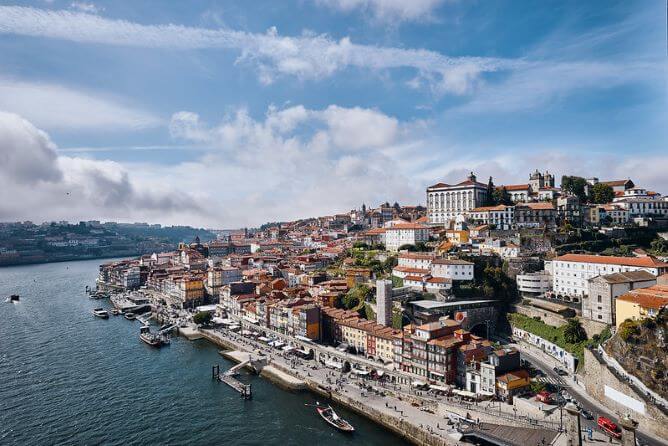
581, 409, 594, 420
553, 366, 568, 376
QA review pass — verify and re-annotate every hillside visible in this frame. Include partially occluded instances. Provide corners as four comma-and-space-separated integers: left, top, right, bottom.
605, 309, 668, 400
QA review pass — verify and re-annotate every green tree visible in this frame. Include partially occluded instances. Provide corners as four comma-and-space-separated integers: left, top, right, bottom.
193, 311, 213, 326
561, 175, 588, 202
589, 183, 615, 204
484, 177, 496, 206
650, 238, 668, 256
492, 187, 513, 206
563, 319, 587, 344
343, 284, 370, 309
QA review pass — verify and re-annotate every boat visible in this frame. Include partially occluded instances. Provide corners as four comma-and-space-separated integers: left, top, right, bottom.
140, 325, 169, 347
316, 403, 355, 433
124, 312, 137, 320
111, 308, 121, 316
9, 294, 20, 302
92, 308, 109, 319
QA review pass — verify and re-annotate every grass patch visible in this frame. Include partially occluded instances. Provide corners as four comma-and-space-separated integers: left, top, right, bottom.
508, 313, 587, 367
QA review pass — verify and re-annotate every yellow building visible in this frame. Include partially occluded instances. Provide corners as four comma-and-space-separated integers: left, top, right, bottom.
615, 285, 668, 328
496, 369, 530, 402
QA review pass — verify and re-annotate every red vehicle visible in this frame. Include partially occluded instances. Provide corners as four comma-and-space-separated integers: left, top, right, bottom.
597, 416, 621, 439
535, 391, 552, 404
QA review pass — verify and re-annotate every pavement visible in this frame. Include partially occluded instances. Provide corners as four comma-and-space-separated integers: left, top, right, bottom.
507, 339, 668, 446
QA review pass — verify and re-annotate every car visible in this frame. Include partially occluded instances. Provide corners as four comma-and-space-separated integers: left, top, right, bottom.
581, 409, 594, 420
553, 366, 568, 376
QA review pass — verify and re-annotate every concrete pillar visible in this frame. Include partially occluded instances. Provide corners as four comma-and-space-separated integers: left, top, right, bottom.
564, 403, 582, 446
376, 280, 393, 327
619, 415, 638, 446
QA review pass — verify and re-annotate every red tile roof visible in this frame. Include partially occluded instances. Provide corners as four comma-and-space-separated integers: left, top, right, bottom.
555, 254, 668, 268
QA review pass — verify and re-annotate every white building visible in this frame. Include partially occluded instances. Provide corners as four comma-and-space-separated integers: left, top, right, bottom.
516, 271, 552, 297
384, 223, 430, 252
396, 252, 436, 270
467, 205, 515, 230
427, 172, 488, 225
552, 253, 668, 300
431, 258, 474, 281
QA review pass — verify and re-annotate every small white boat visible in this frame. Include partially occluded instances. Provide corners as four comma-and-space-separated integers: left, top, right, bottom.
316, 403, 354, 433
93, 308, 109, 319
124, 312, 137, 320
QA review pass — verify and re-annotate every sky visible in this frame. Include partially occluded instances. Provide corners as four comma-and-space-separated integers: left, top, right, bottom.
0, 0, 666, 228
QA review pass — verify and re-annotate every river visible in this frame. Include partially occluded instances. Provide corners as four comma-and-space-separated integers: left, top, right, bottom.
0, 259, 408, 446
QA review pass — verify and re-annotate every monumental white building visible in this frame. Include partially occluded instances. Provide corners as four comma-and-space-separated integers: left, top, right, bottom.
427, 172, 488, 225
551, 254, 668, 300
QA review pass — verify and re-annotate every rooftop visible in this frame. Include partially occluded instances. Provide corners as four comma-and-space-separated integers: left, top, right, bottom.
556, 253, 668, 268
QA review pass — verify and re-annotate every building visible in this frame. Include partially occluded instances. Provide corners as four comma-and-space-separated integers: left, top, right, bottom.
515, 202, 557, 228
384, 223, 430, 252
516, 271, 552, 298
551, 254, 668, 300
584, 271, 657, 325
529, 170, 555, 193
376, 279, 393, 327
496, 370, 531, 402
427, 172, 489, 225
467, 205, 515, 230
431, 258, 474, 281
615, 285, 668, 328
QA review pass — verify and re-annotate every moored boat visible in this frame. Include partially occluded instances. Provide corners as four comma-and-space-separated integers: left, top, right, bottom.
124, 312, 137, 320
139, 325, 164, 347
9, 294, 20, 302
111, 308, 121, 316
93, 308, 109, 318
316, 403, 354, 433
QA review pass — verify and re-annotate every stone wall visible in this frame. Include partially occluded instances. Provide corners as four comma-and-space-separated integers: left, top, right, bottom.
511, 304, 607, 337
581, 348, 667, 439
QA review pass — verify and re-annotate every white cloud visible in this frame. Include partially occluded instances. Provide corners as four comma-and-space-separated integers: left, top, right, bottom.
0, 5, 521, 94
0, 77, 161, 131
70, 2, 103, 14
0, 111, 202, 224
315, 0, 446, 24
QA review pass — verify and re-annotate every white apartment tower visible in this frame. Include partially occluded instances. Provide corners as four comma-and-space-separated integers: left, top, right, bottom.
376, 279, 393, 326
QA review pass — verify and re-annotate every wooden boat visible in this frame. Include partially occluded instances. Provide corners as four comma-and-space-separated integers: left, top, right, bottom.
111, 308, 121, 316
139, 326, 164, 347
92, 308, 109, 318
316, 403, 354, 433
124, 312, 137, 320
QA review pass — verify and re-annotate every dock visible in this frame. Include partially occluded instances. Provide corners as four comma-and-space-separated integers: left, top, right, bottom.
213, 363, 252, 399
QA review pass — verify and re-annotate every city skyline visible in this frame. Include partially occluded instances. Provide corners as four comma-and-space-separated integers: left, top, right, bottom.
0, 1, 666, 227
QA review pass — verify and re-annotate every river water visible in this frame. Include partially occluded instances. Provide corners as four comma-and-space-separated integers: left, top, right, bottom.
0, 259, 408, 446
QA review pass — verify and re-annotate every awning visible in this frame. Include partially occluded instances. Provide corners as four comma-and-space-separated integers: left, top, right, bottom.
325, 360, 343, 370
282, 346, 295, 352
452, 389, 477, 398
412, 380, 427, 388
430, 371, 445, 377
376, 370, 385, 377
430, 385, 451, 392
352, 369, 370, 375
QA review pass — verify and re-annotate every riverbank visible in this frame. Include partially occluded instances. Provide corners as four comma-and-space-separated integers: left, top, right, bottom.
197, 327, 460, 446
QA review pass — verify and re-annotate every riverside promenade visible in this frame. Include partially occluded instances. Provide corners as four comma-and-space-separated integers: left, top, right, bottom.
197, 327, 563, 446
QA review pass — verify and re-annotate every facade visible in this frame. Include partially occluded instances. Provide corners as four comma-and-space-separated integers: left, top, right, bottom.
515, 202, 557, 228
384, 223, 430, 252
551, 254, 668, 300
427, 172, 488, 225
516, 271, 552, 298
584, 271, 657, 325
376, 279, 393, 327
467, 205, 515, 230
431, 258, 474, 281
615, 285, 668, 328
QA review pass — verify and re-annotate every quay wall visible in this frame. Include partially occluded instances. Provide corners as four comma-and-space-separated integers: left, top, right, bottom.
197, 329, 455, 446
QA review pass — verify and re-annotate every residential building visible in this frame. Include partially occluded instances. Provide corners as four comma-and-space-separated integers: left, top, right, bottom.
427, 172, 489, 225
467, 205, 515, 230
516, 271, 552, 298
431, 258, 474, 281
615, 285, 668, 328
551, 254, 668, 300
384, 223, 430, 251
515, 202, 557, 228
496, 370, 531, 402
584, 271, 657, 325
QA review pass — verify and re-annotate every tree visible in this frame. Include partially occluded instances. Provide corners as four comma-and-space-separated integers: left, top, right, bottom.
343, 284, 370, 309
393, 201, 401, 212
589, 183, 614, 204
492, 187, 513, 206
650, 238, 668, 256
561, 175, 588, 202
563, 319, 587, 344
484, 177, 496, 206
193, 311, 213, 326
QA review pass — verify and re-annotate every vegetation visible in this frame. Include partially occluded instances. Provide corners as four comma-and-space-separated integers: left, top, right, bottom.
563, 319, 587, 344
391, 275, 404, 288
343, 284, 371, 310
193, 311, 213, 326
398, 242, 430, 252
650, 237, 668, 256
508, 313, 587, 366
561, 175, 588, 201
588, 183, 615, 204
453, 256, 518, 307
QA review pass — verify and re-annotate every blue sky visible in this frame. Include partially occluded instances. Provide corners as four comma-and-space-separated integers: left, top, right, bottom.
0, 0, 666, 227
